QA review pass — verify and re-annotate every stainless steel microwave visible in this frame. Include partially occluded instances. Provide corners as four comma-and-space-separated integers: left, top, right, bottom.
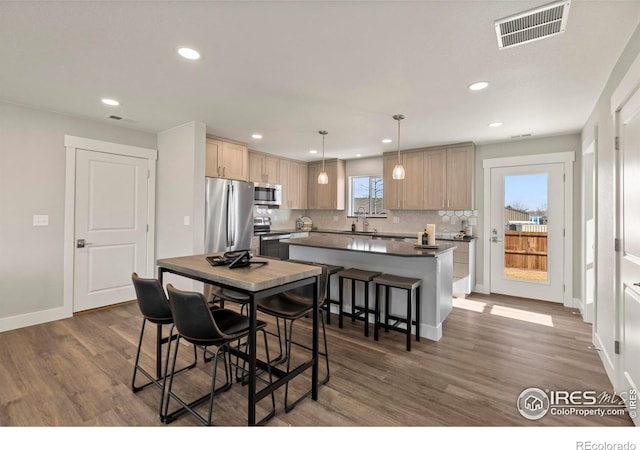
254, 183, 281, 206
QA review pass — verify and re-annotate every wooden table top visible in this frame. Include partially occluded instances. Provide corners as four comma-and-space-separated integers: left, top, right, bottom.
157, 254, 321, 293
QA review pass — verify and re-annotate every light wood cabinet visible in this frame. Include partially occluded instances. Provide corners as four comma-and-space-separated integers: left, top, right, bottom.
248, 150, 280, 183
205, 136, 248, 180
307, 159, 345, 210
383, 154, 403, 210
280, 159, 307, 209
445, 145, 474, 210
423, 148, 447, 210
384, 143, 474, 210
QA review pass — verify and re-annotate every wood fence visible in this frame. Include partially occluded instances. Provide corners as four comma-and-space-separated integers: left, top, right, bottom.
504, 231, 547, 271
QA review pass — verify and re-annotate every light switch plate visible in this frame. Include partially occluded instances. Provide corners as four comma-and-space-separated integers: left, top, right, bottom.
184, 216, 191, 226
33, 214, 49, 226
333, 215, 339, 221
393, 216, 400, 224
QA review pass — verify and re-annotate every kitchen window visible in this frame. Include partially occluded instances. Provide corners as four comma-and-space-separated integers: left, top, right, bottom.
349, 175, 387, 217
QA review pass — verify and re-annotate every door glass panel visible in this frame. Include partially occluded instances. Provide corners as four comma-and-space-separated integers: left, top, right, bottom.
503, 173, 549, 282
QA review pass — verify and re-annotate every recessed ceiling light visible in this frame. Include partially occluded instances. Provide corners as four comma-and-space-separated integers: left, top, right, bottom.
382, 139, 392, 144
489, 121, 503, 127
309, 149, 318, 154
468, 81, 489, 91
251, 134, 263, 139
356, 154, 362, 158
177, 47, 201, 60
101, 98, 119, 106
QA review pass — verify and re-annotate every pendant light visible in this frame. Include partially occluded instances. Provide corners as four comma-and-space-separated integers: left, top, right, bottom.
392, 114, 406, 180
317, 130, 329, 184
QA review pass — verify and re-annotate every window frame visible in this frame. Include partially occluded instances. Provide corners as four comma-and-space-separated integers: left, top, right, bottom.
348, 174, 387, 218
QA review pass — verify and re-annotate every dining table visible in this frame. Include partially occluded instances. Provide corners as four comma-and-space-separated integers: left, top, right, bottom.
156, 253, 322, 425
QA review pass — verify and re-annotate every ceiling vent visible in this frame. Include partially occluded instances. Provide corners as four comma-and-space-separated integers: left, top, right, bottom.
495, 0, 571, 50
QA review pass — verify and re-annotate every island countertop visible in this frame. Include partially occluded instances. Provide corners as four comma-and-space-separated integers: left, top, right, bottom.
282, 233, 456, 257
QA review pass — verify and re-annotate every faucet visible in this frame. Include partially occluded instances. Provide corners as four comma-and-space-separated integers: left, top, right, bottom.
356, 207, 368, 232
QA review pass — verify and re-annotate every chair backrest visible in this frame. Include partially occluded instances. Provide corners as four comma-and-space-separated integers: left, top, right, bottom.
131, 272, 172, 322
283, 263, 329, 307
166, 284, 226, 344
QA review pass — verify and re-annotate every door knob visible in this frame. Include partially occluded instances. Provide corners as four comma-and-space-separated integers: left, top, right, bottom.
77, 239, 93, 248
491, 236, 502, 243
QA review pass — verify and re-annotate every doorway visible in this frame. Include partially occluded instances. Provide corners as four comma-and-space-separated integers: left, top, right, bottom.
483, 152, 574, 304
63, 136, 157, 314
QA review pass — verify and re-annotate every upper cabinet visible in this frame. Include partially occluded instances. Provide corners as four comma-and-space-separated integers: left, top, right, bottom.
248, 150, 280, 184
280, 159, 308, 209
307, 159, 346, 210
383, 143, 474, 210
205, 136, 249, 181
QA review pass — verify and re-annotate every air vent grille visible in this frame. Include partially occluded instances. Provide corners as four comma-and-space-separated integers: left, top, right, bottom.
495, 1, 571, 49
108, 115, 123, 120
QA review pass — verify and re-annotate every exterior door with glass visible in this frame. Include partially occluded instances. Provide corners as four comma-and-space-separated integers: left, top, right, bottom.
490, 163, 565, 302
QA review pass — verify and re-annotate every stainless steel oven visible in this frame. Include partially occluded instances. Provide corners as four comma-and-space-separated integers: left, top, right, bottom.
254, 183, 281, 206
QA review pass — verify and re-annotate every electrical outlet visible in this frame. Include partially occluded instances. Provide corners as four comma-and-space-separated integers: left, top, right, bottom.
393, 216, 400, 224
184, 216, 191, 226
333, 215, 339, 222
33, 214, 49, 226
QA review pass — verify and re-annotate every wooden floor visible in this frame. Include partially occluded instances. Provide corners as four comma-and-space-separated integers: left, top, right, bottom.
0, 292, 633, 427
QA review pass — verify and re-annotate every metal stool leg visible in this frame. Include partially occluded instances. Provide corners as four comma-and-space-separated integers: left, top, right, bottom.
338, 276, 344, 328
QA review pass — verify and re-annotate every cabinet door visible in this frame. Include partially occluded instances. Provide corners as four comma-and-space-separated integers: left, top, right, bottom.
279, 158, 291, 208
292, 161, 307, 209
317, 161, 337, 209
403, 151, 424, 209
383, 154, 403, 210
220, 141, 248, 180
307, 163, 319, 209
446, 145, 474, 210
264, 156, 280, 183
205, 138, 222, 178
424, 148, 447, 210
248, 152, 265, 183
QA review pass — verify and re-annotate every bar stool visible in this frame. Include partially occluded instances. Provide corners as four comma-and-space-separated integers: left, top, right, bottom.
373, 274, 421, 351
323, 264, 344, 325
337, 268, 382, 337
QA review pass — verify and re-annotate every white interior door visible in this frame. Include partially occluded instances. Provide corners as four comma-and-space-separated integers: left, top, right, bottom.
73, 149, 149, 312
617, 86, 640, 423
582, 142, 596, 323
489, 163, 565, 302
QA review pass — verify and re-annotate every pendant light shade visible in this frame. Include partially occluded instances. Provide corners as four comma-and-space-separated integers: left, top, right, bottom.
318, 130, 329, 185
392, 114, 405, 180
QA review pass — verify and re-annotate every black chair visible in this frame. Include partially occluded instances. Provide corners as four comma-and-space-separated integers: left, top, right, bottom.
164, 284, 275, 426
130, 273, 197, 421
256, 262, 330, 412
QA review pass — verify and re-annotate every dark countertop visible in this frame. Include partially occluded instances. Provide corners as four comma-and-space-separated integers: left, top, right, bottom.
282, 233, 456, 257
308, 228, 476, 242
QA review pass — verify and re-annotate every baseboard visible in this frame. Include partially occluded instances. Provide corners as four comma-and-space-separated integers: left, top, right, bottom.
0, 306, 71, 333
593, 332, 617, 390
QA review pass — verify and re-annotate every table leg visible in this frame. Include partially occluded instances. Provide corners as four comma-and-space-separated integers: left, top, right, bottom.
248, 293, 257, 425
312, 274, 319, 400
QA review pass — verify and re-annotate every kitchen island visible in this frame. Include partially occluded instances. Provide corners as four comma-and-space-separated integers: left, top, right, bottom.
282, 233, 456, 341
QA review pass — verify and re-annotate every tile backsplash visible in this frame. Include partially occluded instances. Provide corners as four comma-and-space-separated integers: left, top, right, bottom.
260, 207, 477, 238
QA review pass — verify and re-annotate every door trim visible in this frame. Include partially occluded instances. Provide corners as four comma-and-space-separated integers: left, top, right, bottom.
482, 151, 575, 306
63, 136, 157, 316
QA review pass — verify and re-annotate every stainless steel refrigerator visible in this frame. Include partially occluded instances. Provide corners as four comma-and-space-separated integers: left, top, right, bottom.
204, 177, 254, 253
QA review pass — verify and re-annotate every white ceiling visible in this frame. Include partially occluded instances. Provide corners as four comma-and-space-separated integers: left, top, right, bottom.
1, 1, 639, 161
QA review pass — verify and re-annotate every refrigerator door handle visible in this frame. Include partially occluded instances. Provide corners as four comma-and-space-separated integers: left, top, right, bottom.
230, 184, 236, 246
226, 184, 232, 247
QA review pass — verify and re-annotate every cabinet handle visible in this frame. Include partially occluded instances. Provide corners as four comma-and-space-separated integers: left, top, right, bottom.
442, 200, 445, 208
447, 199, 450, 208
217, 166, 221, 176
223, 167, 226, 177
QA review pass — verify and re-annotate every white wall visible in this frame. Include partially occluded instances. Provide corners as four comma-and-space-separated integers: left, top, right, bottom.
581, 23, 640, 379
0, 101, 155, 327
156, 121, 206, 290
